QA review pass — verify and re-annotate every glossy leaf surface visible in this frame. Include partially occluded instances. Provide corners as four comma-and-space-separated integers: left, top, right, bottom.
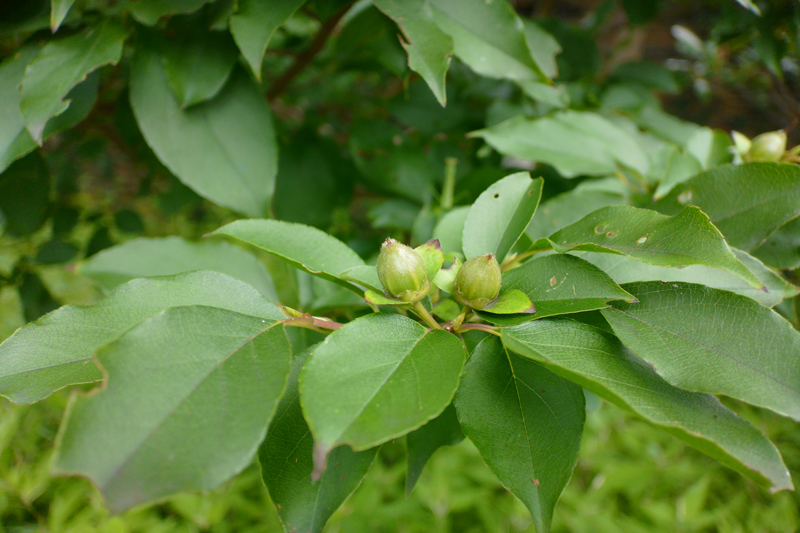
0, 272, 284, 404
299, 313, 465, 454
130, 48, 277, 217
428, 0, 546, 81
261, 347, 377, 533
602, 282, 800, 421
462, 172, 542, 262
654, 162, 800, 252
503, 320, 793, 492
20, 20, 127, 143
374, 0, 453, 106
472, 112, 649, 178
548, 206, 762, 289
579, 248, 798, 307
230, 0, 306, 80
125, 0, 211, 25
526, 188, 624, 241
455, 336, 584, 532
78, 237, 279, 302
54, 306, 291, 513
213, 219, 366, 291
479, 254, 635, 325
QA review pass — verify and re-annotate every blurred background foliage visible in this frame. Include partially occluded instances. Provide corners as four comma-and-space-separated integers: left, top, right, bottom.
1, 0, 799, 531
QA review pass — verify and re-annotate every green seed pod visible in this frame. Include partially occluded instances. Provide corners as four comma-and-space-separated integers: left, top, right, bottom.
377, 238, 430, 303
453, 254, 502, 310
745, 130, 787, 162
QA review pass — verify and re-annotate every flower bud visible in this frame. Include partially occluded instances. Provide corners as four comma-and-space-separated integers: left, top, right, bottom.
377, 238, 430, 303
745, 130, 786, 162
453, 254, 502, 310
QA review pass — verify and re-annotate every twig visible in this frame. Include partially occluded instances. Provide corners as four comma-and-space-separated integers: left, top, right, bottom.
266, 1, 356, 101
413, 301, 442, 330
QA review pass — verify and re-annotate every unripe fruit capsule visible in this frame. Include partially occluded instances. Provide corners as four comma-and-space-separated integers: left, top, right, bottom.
453, 254, 502, 310
745, 130, 787, 162
377, 238, 430, 303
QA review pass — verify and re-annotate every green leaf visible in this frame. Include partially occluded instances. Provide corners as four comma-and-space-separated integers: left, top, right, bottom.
405, 403, 463, 494
752, 216, 800, 270
433, 206, 470, 257
229, 0, 306, 81
0, 46, 39, 173
160, 27, 240, 107
471, 111, 650, 178
0, 152, 50, 237
20, 20, 127, 143
523, 20, 561, 80
428, 0, 545, 81
50, 0, 76, 31
432, 256, 461, 294
77, 237, 279, 302
502, 319, 793, 492
415, 239, 445, 282
526, 188, 625, 241
0, 271, 284, 404
547, 205, 763, 289
652, 146, 704, 200
364, 290, 407, 306
601, 282, 800, 422
479, 254, 635, 326
455, 336, 584, 532
299, 313, 465, 460
482, 289, 536, 314
53, 306, 291, 513
654, 163, 800, 252
261, 346, 377, 533
124, 0, 212, 25
462, 172, 542, 262
213, 219, 366, 292
130, 47, 277, 217
374, 0, 453, 106
339, 265, 382, 293
578, 248, 798, 308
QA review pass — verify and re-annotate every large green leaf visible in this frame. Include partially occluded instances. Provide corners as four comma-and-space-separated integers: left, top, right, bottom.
124, 0, 211, 25
579, 248, 798, 308
523, 20, 561, 80
160, 27, 240, 107
0, 271, 284, 404
526, 188, 625, 241
299, 313, 466, 459
502, 320, 793, 492
405, 403, 463, 495
261, 346, 377, 533
374, 0, 453, 106
78, 237, 278, 302
433, 206, 470, 257
752, 216, 800, 270
53, 306, 291, 513
454, 336, 584, 532
0, 46, 39, 172
478, 254, 635, 326
213, 219, 366, 292
471, 112, 650, 178
654, 163, 800, 252
229, 0, 306, 81
428, 0, 545, 81
546, 205, 762, 289
462, 172, 542, 262
130, 47, 277, 217
20, 20, 127, 143
601, 282, 800, 421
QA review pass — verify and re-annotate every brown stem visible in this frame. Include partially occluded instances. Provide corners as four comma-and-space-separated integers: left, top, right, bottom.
282, 316, 343, 332
456, 323, 502, 337
266, 1, 355, 101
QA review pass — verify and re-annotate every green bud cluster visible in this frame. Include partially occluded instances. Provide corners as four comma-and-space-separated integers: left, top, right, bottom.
377, 238, 430, 303
453, 254, 502, 310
